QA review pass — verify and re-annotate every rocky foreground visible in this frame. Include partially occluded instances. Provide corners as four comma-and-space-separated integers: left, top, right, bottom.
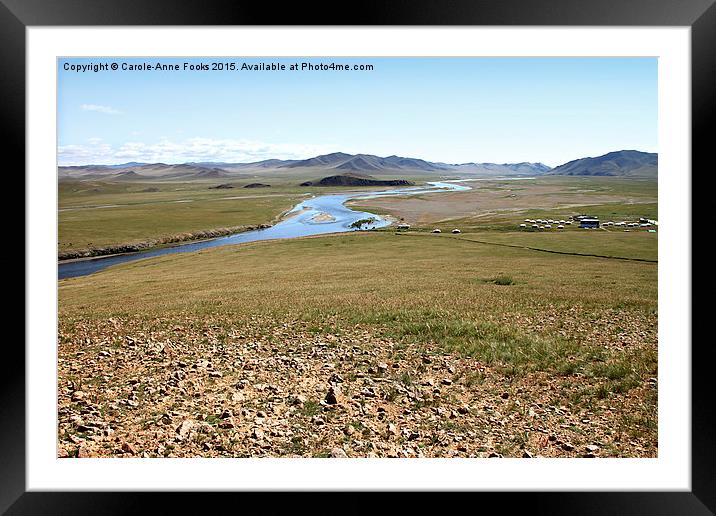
58, 315, 656, 458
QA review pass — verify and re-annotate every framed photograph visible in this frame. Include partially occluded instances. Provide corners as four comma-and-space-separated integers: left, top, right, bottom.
8, 0, 709, 513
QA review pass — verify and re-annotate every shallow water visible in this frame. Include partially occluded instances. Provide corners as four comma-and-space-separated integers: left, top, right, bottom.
58, 181, 471, 279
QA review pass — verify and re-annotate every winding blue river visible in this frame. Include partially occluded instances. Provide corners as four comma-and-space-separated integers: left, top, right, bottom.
58, 181, 470, 279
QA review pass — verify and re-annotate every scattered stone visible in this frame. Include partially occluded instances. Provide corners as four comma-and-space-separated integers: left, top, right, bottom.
57, 315, 657, 458
360, 387, 377, 398
176, 420, 195, 440
121, 442, 137, 455
291, 395, 307, 406
330, 447, 349, 458
219, 419, 235, 429
325, 386, 341, 405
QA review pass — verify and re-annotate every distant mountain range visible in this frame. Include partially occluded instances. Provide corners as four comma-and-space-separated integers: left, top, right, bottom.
58, 163, 242, 181
58, 150, 656, 181
547, 150, 657, 177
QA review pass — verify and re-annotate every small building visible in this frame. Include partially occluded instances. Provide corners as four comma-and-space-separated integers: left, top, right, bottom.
432, 228, 442, 233
396, 223, 411, 230
452, 229, 461, 234
579, 218, 600, 229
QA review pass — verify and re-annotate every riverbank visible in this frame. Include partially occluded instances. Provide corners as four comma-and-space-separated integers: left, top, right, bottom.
59, 181, 314, 256
58, 223, 274, 261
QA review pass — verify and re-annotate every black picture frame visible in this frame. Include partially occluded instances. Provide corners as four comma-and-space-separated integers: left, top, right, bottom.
6, 0, 709, 514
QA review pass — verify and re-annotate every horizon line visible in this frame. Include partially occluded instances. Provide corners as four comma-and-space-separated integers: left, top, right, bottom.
57, 148, 658, 169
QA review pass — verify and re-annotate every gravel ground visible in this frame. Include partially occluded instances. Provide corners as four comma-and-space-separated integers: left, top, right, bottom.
58, 315, 657, 459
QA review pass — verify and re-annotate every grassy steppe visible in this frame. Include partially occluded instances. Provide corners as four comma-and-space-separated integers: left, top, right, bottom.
449, 231, 657, 262
59, 230, 657, 457
350, 176, 657, 231
58, 178, 409, 254
58, 181, 308, 253
58, 175, 658, 458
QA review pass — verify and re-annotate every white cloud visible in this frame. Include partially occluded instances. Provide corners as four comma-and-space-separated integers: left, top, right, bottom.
58, 137, 340, 166
80, 104, 122, 115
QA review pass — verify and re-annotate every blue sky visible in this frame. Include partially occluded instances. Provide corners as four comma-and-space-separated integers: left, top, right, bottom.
58, 57, 657, 167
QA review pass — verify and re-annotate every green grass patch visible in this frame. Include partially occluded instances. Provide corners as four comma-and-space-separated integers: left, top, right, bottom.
298, 400, 322, 418
485, 274, 516, 286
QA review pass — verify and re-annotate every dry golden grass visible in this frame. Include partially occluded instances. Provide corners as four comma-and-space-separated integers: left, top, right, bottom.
60, 231, 656, 383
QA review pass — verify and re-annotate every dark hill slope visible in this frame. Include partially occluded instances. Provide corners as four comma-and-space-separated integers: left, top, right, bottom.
300, 173, 415, 187
548, 150, 657, 177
